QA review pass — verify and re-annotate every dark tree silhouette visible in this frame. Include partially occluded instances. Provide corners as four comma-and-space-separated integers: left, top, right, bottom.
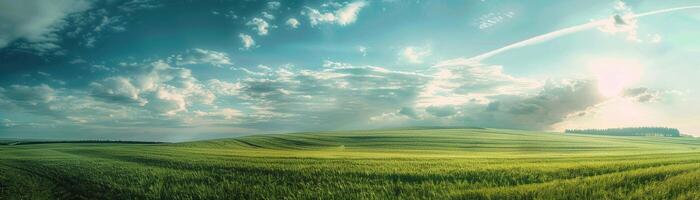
565, 127, 680, 137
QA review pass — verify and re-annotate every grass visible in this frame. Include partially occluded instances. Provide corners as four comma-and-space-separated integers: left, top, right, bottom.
2, 128, 700, 199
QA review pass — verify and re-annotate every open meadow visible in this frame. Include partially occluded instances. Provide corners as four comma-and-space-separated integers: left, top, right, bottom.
2, 128, 700, 199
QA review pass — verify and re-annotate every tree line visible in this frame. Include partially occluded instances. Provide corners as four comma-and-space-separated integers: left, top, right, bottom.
565, 127, 681, 137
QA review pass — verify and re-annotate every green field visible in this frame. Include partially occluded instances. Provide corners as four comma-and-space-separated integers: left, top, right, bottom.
2, 128, 700, 199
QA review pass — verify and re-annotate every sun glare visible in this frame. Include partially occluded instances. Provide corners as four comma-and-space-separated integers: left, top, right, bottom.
587, 58, 644, 97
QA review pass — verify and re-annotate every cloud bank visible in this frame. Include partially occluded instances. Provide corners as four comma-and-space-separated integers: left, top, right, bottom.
0, 50, 612, 139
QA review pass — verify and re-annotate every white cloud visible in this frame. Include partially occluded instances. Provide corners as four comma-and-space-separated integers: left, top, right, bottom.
239, 33, 255, 50
286, 18, 300, 28
84, 36, 97, 48
146, 88, 187, 116
0, 54, 615, 137
176, 48, 233, 67
246, 18, 270, 35
69, 58, 87, 64
305, 9, 335, 26
0, 119, 17, 128
323, 60, 351, 68
468, 79, 605, 129
90, 64, 112, 72
304, 1, 368, 26
621, 87, 684, 103
465, 3, 700, 62
598, 1, 641, 42
89, 61, 216, 116
207, 79, 241, 96
401, 58, 607, 130
336, 1, 367, 25
1, 84, 55, 105
0, 84, 86, 121
267, 1, 281, 10
0, 0, 92, 51
233, 63, 429, 128
195, 108, 241, 120
476, 11, 515, 30
400, 46, 431, 64
90, 77, 146, 105
418, 58, 541, 108
261, 12, 275, 20
358, 46, 367, 56
37, 71, 51, 77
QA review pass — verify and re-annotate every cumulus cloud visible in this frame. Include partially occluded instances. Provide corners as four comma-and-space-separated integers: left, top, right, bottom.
1, 61, 238, 133
469, 80, 605, 129
304, 1, 368, 26
246, 18, 270, 35
239, 33, 255, 50
0, 0, 92, 51
231, 63, 430, 129
146, 88, 188, 116
400, 46, 431, 64
0, 37, 626, 138
175, 48, 233, 67
90, 77, 146, 105
286, 18, 300, 28
389, 58, 606, 130
89, 61, 215, 116
12, 57, 601, 133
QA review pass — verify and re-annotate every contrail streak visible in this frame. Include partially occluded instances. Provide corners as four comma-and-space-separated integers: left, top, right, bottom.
467, 5, 700, 62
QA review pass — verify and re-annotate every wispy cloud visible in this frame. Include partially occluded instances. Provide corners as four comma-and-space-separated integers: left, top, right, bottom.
476, 11, 515, 30
400, 46, 431, 64
304, 1, 368, 26
175, 49, 233, 67
0, 0, 92, 52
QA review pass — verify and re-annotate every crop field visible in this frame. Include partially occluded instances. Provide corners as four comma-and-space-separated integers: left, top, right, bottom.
2, 128, 700, 199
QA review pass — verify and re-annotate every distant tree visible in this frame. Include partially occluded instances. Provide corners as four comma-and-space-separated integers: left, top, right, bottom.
565, 127, 681, 137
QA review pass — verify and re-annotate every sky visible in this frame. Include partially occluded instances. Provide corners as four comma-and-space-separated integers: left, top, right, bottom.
1, 0, 699, 141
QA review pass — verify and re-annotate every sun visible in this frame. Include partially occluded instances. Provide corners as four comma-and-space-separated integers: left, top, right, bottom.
587, 58, 644, 97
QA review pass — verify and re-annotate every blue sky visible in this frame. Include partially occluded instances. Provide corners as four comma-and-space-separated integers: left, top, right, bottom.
1, 0, 699, 141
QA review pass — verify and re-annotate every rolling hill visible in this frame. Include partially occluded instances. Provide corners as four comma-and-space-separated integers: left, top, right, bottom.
2, 128, 700, 199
